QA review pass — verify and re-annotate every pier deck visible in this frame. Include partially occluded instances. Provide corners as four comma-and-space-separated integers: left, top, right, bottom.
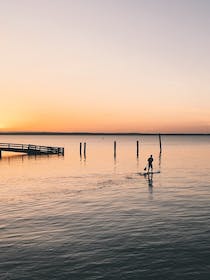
0, 143, 64, 157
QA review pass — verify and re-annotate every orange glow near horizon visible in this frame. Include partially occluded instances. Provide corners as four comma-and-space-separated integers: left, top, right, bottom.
1, 109, 210, 133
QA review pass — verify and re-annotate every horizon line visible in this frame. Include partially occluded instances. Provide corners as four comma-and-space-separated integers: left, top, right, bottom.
0, 131, 210, 136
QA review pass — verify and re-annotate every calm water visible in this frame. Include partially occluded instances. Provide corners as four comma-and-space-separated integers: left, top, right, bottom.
1, 135, 210, 280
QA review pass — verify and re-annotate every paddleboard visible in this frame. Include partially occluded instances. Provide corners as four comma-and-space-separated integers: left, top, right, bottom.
138, 171, 160, 176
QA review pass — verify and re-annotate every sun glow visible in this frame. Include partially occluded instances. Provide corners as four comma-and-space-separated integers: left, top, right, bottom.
0, 124, 6, 130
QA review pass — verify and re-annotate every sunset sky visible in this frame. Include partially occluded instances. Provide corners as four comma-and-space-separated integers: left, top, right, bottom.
1, 0, 210, 133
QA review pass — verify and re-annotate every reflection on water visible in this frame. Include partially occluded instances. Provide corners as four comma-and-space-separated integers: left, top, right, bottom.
0, 153, 27, 163
159, 151, 162, 170
147, 173, 153, 188
0, 153, 63, 162
1, 135, 210, 279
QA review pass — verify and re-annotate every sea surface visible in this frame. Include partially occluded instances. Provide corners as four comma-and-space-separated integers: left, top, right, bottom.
0, 135, 210, 280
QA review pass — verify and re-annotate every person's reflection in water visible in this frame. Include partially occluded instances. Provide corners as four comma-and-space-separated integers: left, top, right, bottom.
146, 173, 153, 193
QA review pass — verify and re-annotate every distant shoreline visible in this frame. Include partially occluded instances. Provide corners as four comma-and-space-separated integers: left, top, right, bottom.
0, 132, 210, 136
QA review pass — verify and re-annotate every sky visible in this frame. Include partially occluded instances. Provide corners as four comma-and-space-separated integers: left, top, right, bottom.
1, 0, 210, 133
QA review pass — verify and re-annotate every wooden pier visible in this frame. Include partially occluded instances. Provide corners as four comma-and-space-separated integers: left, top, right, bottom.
0, 143, 64, 158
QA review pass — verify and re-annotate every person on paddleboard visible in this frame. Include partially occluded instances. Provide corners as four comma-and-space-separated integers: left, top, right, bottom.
147, 155, 153, 172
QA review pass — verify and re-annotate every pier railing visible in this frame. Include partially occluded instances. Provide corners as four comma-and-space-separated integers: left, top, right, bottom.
0, 143, 64, 155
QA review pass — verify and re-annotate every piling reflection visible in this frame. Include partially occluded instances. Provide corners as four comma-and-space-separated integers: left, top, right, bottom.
0, 153, 62, 165
0, 154, 26, 165
159, 151, 162, 170
136, 156, 139, 171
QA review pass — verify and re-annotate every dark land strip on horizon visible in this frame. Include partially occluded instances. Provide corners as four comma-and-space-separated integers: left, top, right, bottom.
0, 132, 210, 136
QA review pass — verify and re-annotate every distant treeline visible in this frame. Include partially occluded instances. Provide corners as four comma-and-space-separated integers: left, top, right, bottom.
0, 132, 209, 136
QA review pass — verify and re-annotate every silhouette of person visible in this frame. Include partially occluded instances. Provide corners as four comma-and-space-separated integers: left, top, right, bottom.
147, 155, 153, 172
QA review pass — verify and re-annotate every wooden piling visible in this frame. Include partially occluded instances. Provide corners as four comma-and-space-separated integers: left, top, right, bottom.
159, 134, 162, 153
80, 142, 82, 156
136, 140, 139, 157
84, 142, 86, 157
114, 141, 116, 158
